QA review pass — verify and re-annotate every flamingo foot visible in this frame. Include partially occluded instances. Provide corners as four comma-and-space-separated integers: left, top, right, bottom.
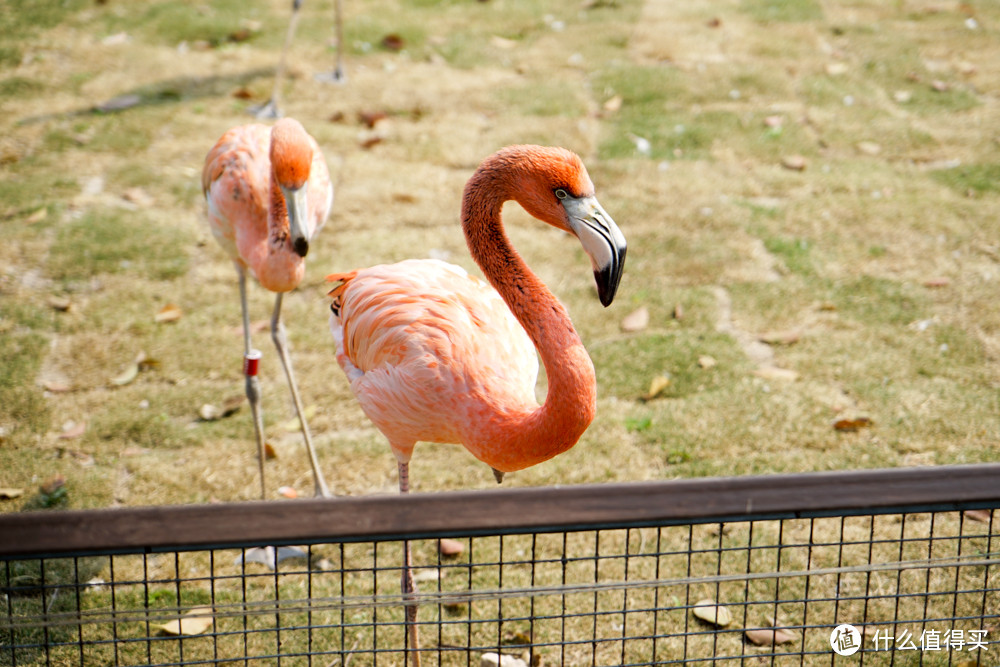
248, 99, 283, 120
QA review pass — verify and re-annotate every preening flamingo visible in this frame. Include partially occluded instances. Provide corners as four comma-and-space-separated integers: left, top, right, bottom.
251, 0, 345, 119
326, 145, 627, 664
203, 118, 334, 498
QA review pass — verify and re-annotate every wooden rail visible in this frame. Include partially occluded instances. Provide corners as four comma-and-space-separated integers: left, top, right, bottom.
1, 464, 998, 559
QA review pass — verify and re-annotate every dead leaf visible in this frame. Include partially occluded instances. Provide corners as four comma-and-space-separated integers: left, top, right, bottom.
59, 421, 86, 440
642, 375, 671, 401
745, 628, 796, 646
0, 488, 25, 500
110, 361, 139, 386
857, 141, 881, 156
198, 404, 221, 421
692, 599, 732, 627
358, 110, 388, 128
602, 95, 623, 113
930, 79, 950, 92
154, 303, 183, 323
672, 303, 684, 320
26, 207, 48, 224
359, 134, 384, 149
620, 306, 649, 332
825, 62, 849, 76
156, 607, 214, 636
94, 94, 141, 113
964, 509, 992, 523
833, 417, 872, 432
698, 355, 717, 369
264, 442, 278, 460
281, 406, 317, 432
413, 569, 443, 583
122, 187, 154, 207
40, 474, 66, 495
759, 329, 801, 345
42, 380, 73, 393
235, 546, 307, 569
47, 295, 72, 312
490, 35, 518, 50
439, 538, 464, 556
781, 155, 808, 171
923, 277, 951, 288
381, 34, 405, 51
232, 87, 254, 100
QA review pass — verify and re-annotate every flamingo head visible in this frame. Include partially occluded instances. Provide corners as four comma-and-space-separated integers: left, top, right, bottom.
270, 118, 314, 257
505, 146, 628, 307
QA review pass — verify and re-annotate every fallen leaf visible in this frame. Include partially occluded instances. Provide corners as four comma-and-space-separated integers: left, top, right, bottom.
198, 404, 221, 421
413, 569, 443, 583
94, 94, 141, 113
642, 375, 671, 401
227, 28, 253, 43
763, 115, 784, 128
47, 295, 72, 312
42, 380, 72, 393
281, 406, 317, 432
964, 509, 992, 523
110, 361, 139, 386
59, 421, 86, 440
235, 546, 308, 569
264, 442, 278, 460
278, 485, 298, 499
825, 62, 849, 76
381, 33, 405, 51
930, 79, 950, 92
856, 141, 881, 155
698, 355, 717, 369
602, 95, 623, 113
156, 607, 214, 636
40, 474, 66, 495
893, 90, 913, 103
439, 538, 465, 556
232, 87, 254, 100
154, 303, 183, 323
781, 155, 808, 171
745, 628, 796, 646
923, 277, 950, 288
759, 329, 801, 345
490, 35, 518, 50
692, 599, 732, 627
0, 488, 25, 500
359, 134, 384, 149
672, 303, 684, 320
833, 417, 872, 432
358, 110, 388, 128
620, 306, 649, 332
26, 207, 48, 224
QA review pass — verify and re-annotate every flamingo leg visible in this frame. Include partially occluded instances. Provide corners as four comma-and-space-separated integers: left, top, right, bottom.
397, 460, 421, 667
237, 264, 268, 500
270, 293, 333, 498
315, 0, 346, 84
250, 0, 304, 119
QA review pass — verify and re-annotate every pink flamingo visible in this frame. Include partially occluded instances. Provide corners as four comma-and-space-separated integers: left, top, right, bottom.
203, 118, 334, 499
326, 145, 626, 664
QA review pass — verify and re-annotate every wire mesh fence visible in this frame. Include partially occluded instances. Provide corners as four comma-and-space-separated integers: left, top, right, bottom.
2, 464, 999, 666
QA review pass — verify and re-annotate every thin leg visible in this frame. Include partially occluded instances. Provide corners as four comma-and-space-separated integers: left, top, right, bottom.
238, 265, 268, 500
250, 0, 304, 119
398, 461, 421, 667
315, 0, 346, 83
271, 293, 333, 498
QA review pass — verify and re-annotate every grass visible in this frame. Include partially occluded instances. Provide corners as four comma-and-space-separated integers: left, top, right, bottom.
1, 0, 999, 662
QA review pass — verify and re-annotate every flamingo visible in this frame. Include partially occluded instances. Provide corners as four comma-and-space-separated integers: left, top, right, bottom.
325, 145, 627, 665
251, 0, 346, 119
203, 118, 334, 499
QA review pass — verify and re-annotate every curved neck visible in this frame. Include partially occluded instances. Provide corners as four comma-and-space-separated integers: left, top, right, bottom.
248, 171, 301, 292
461, 168, 597, 471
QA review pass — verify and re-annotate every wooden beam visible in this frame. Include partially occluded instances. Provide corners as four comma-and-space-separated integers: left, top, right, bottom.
1, 464, 998, 559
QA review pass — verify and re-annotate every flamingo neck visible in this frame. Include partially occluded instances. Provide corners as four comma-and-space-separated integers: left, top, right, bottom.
251, 170, 301, 292
461, 170, 597, 472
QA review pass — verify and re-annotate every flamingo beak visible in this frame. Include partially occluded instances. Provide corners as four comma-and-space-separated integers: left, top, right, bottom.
280, 183, 311, 257
563, 195, 627, 307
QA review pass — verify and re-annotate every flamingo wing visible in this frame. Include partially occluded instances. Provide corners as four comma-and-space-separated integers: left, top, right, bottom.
329, 259, 538, 460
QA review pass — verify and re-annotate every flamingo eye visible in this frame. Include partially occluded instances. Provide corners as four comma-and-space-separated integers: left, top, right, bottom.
554, 188, 569, 200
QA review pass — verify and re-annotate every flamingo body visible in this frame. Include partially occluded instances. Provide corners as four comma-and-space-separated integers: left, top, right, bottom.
329, 259, 541, 467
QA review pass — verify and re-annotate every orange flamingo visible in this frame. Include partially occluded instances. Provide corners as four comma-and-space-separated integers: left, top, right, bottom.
203, 118, 334, 498
326, 145, 626, 664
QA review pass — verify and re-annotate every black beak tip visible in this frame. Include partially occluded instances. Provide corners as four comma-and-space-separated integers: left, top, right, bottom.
294, 238, 309, 257
595, 246, 627, 308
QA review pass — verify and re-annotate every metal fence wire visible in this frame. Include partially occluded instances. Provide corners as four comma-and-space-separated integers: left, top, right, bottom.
2, 464, 999, 666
